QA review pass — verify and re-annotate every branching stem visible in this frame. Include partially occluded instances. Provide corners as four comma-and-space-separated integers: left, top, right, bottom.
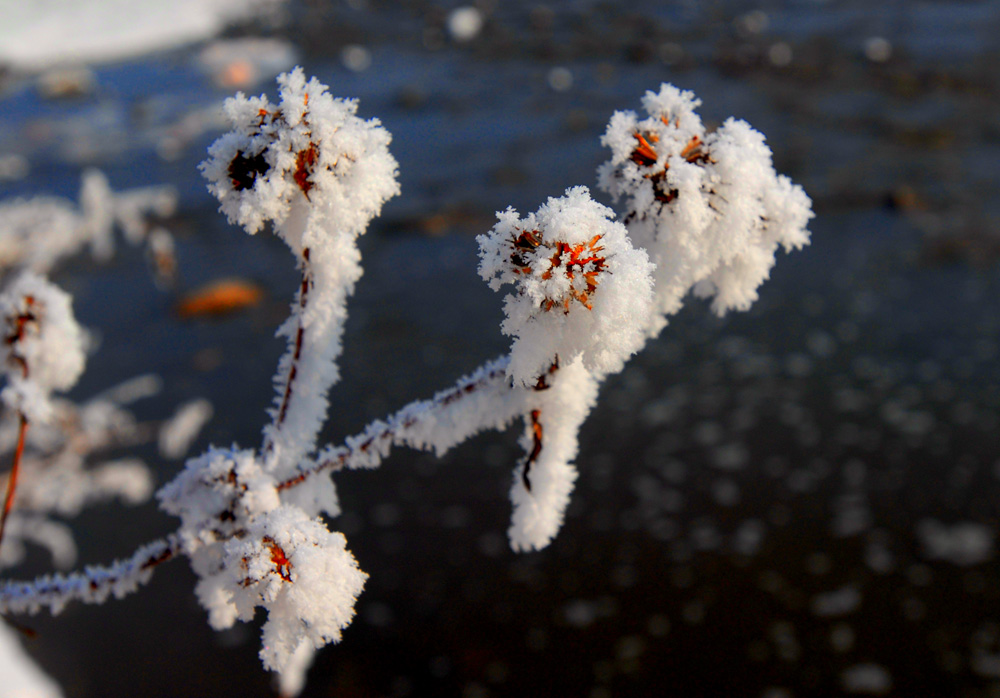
0, 535, 180, 615
278, 358, 514, 491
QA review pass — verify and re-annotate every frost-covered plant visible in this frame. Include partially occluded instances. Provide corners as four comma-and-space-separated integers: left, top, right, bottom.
157, 447, 366, 682
474, 186, 654, 549
0, 169, 177, 282
200, 67, 400, 478
0, 375, 209, 572
478, 186, 655, 385
598, 84, 812, 332
0, 272, 86, 425
0, 72, 812, 696
0, 272, 87, 552
0, 272, 207, 573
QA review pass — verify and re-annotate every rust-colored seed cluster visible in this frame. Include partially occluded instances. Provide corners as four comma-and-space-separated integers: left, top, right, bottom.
227, 95, 321, 198
228, 150, 270, 192
293, 143, 319, 199
4, 296, 37, 377
263, 536, 293, 582
510, 228, 608, 313
241, 536, 294, 586
543, 235, 607, 312
629, 119, 713, 204
631, 133, 659, 167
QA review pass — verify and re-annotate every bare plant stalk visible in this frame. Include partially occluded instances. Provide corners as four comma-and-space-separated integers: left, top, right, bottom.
0, 535, 180, 615
0, 359, 516, 616
278, 356, 517, 491
272, 248, 311, 432
0, 414, 28, 557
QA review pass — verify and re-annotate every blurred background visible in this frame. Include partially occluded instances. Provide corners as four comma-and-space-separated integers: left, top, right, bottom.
2, 1, 1000, 696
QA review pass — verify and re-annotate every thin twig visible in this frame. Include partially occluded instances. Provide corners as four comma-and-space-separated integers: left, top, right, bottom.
522, 409, 542, 492
0, 414, 28, 558
277, 358, 514, 491
273, 247, 311, 433
0, 535, 180, 616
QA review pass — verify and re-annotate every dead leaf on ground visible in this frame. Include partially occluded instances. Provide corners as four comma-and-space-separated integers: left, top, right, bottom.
175, 278, 264, 319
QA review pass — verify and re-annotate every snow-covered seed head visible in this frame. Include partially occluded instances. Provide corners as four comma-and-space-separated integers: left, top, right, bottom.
507, 225, 608, 314
211, 506, 368, 675
0, 272, 85, 423
200, 67, 400, 245
597, 83, 717, 249
156, 446, 280, 549
598, 83, 813, 320
478, 186, 655, 384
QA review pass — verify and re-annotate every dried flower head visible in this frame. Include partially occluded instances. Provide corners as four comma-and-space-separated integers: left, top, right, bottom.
157, 447, 280, 550
207, 506, 367, 675
507, 225, 609, 314
478, 186, 654, 384
157, 448, 366, 678
598, 84, 812, 321
200, 67, 400, 250
0, 272, 85, 423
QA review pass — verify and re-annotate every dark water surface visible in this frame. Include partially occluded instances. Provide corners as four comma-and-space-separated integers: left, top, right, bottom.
3, 1, 1000, 696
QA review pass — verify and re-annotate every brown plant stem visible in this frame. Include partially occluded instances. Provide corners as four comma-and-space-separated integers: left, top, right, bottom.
0, 535, 180, 615
521, 359, 559, 491
522, 409, 543, 492
0, 414, 28, 559
277, 359, 513, 491
274, 248, 311, 432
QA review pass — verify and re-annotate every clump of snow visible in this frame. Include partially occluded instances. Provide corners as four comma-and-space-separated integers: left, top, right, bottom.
157, 447, 365, 679
478, 186, 654, 385
157, 447, 279, 551
0, 272, 85, 423
211, 506, 366, 674
598, 83, 812, 328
